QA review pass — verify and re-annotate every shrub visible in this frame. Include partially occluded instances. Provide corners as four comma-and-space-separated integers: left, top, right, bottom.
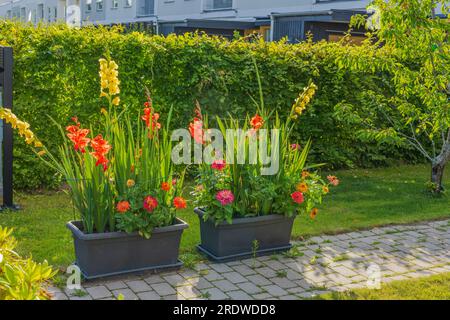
0, 226, 56, 300
0, 21, 420, 189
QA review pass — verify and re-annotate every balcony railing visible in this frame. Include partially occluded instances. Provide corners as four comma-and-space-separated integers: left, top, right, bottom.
137, 0, 154, 17
204, 0, 233, 11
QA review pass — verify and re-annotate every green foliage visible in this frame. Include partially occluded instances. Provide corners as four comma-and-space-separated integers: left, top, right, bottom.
335, 0, 450, 191
0, 226, 56, 300
0, 21, 420, 189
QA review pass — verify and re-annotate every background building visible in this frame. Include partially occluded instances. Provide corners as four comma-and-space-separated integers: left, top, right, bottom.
0, 0, 372, 41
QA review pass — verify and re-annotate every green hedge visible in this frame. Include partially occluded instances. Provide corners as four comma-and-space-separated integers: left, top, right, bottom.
0, 22, 419, 190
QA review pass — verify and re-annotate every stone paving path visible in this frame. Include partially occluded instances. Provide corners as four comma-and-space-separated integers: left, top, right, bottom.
51, 219, 450, 300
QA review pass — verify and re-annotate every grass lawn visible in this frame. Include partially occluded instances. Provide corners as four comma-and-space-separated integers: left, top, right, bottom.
316, 272, 450, 300
0, 164, 449, 268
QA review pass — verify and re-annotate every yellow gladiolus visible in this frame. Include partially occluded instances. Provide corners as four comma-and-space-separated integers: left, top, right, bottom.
112, 97, 120, 106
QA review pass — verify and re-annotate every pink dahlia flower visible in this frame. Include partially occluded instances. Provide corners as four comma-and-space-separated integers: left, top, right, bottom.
215, 190, 234, 206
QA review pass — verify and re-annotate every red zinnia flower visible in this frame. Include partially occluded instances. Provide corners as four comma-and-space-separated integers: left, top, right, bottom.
116, 201, 130, 213
161, 182, 171, 192
215, 190, 234, 206
211, 159, 226, 171
291, 191, 304, 204
173, 196, 187, 209
90, 134, 111, 171
143, 195, 158, 213
250, 114, 264, 130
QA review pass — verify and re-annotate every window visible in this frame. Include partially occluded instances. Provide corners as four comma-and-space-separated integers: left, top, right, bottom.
37, 4, 44, 20
112, 0, 119, 8
137, 0, 154, 16
124, 0, 132, 7
48, 7, 51, 22
54, 7, 57, 20
86, 0, 92, 11
20, 7, 26, 21
96, 0, 103, 11
31, 9, 36, 23
204, 0, 232, 10
6, 10, 11, 19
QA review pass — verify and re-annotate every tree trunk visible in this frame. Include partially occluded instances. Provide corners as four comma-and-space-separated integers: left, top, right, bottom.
431, 160, 446, 192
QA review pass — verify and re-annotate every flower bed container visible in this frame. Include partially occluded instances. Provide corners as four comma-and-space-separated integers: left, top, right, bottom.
195, 208, 294, 262
67, 218, 188, 279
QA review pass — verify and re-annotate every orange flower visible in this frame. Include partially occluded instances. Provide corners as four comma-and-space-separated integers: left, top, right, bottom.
161, 182, 171, 192
116, 201, 130, 213
189, 117, 204, 144
296, 182, 308, 193
310, 208, 318, 219
250, 114, 264, 130
301, 171, 309, 179
66, 118, 90, 153
90, 134, 111, 171
173, 196, 187, 209
143, 195, 158, 213
327, 175, 340, 186
323, 186, 329, 194
127, 179, 135, 188
142, 107, 161, 132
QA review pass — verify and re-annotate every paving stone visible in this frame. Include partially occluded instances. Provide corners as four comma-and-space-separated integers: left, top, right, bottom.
271, 277, 298, 289
126, 280, 152, 293
232, 264, 257, 276
203, 270, 224, 281
112, 288, 138, 300
247, 274, 272, 286
202, 287, 228, 300
261, 285, 288, 297
212, 279, 238, 292
67, 219, 450, 300
105, 281, 128, 291
151, 283, 176, 296
137, 291, 161, 300
252, 293, 273, 299
144, 275, 165, 285
237, 281, 263, 294
222, 271, 248, 284
257, 267, 277, 278
52, 292, 69, 300
210, 263, 233, 273
163, 274, 186, 286
188, 277, 215, 289
177, 285, 201, 299
86, 285, 112, 299
279, 295, 299, 300
227, 290, 253, 300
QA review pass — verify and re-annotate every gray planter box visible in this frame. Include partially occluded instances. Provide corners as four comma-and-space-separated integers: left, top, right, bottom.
67, 219, 188, 279
195, 208, 294, 262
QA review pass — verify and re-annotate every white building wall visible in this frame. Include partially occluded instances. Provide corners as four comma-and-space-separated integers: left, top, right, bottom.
0, 0, 371, 25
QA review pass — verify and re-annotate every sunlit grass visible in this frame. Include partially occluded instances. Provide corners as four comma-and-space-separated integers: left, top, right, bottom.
0, 164, 448, 268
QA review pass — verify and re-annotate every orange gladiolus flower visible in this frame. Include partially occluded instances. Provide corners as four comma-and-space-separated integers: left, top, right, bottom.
90, 134, 111, 171
250, 114, 264, 130
142, 107, 161, 132
173, 196, 187, 209
66, 117, 90, 153
189, 118, 204, 144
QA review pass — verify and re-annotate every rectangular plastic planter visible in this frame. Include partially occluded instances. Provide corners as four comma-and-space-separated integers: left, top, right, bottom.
195, 208, 294, 262
67, 218, 188, 279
